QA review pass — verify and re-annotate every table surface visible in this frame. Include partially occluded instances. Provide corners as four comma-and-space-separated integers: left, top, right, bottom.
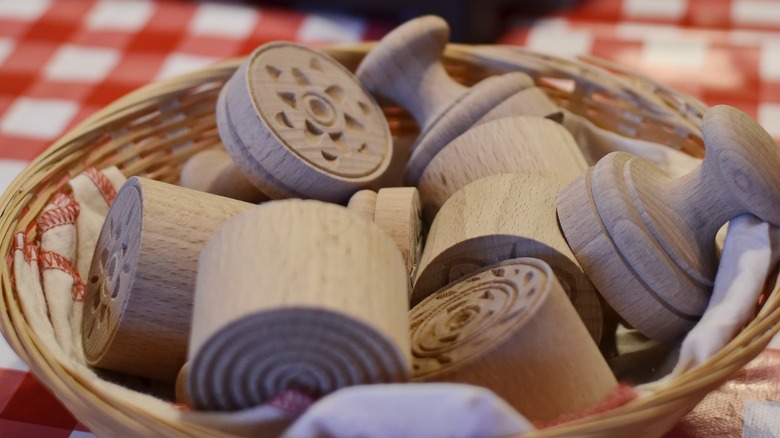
2, 0, 780, 436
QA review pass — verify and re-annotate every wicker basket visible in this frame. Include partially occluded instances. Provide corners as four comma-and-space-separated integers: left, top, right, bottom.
1, 43, 779, 437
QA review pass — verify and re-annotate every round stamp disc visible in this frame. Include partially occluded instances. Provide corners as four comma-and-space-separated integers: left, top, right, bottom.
249, 43, 391, 179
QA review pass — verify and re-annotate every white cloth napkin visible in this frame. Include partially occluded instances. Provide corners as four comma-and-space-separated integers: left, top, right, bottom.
282, 384, 533, 438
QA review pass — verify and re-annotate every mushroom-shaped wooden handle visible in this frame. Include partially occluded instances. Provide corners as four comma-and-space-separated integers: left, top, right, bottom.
557, 105, 780, 341
699, 105, 780, 225
356, 15, 533, 184
356, 15, 465, 134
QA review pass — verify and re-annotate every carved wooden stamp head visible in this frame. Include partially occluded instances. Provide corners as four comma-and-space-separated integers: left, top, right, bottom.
410, 258, 617, 421
218, 43, 392, 203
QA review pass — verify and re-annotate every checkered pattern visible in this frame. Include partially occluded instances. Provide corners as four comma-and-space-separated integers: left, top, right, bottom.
0, 0, 390, 162
1, 0, 779, 436
0, 0, 390, 435
501, 0, 780, 135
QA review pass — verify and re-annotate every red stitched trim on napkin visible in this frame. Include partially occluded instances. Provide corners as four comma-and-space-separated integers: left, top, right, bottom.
37, 193, 80, 233
14, 232, 25, 252
85, 167, 117, 205
533, 383, 638, 429
39, 249, 86, 301
24, 241, 39, 264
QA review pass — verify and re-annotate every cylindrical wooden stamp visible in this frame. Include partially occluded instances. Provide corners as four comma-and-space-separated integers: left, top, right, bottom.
418, 116, 587, 222
82, 177, 253, 382
413, 173, 604, 343
187, 200, 411, 411
179, 148, 268, 203
347, 187, 424, 284
411, 258, 617, 422
217, 42, 393, 203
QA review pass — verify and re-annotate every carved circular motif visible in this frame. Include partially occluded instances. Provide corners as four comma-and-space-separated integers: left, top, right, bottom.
83, 184, 142, 360
410, 261, 548, 379
248, 44, 391, 178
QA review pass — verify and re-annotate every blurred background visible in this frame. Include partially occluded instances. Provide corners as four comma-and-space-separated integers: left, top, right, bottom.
1, 0, 779, 436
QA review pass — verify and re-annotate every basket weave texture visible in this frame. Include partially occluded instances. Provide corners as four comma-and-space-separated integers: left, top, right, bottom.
1, 43, 779, 437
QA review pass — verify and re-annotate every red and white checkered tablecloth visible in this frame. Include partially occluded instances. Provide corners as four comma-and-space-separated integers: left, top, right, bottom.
1, 0, 780, 436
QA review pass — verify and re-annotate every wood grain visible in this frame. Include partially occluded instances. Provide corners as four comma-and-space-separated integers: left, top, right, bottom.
418, 116, 587, 222
411, 258, 617, 422
374, 187, 424, 287
355, 15, 533, 185
346, 189, 377, 221
348, 187, 423, 289
82, 177, 253, 382
217, 42, 392, 203
413, 173, 604, 343
179, 148, 268, 203
557, 105, 780, 341
187, 200, 411, 411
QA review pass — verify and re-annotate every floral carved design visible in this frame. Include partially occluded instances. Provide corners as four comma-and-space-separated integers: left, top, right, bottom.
249, 46, 391, 178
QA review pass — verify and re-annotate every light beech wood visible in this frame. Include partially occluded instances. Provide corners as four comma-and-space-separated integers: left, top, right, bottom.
187, 200, 411, 411
356, 16, 533, 184
179, 148, 268, 203
411, 258, 617, 422
557, 105, 780, 342
347, 187, 423, 291
418, 116, 588, 222
218, 42, 392, 203
82, 177, 253, 382
4, 39, 778, 438
474, 86, 562, 125
175, 362, 189, 406
346, 189, 377, 221
413, 173, 604, 343
374, 187, 424, 286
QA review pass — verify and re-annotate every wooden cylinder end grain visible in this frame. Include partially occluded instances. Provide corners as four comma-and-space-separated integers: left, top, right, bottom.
187, 200, 411, 411
216, 42, 393, 203
82, 177, 253, 382
374, 187, 424, 284
347, 187, 424, 285
413, 173, 604, 343
410, 258, 617, 422
346, 189, 378, 221
418, 116, 588, 223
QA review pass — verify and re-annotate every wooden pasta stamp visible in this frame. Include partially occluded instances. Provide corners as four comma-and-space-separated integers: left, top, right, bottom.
82, 177, 253, 382
187, 200, 411, 410
217, 42, 392, 203
411, 258, 617, 422
413, 173, 604, 343
356, 15, 533, 184
557, 105, 780, 341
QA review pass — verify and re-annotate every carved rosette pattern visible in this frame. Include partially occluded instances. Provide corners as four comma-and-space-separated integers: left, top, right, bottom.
83, 185, 141, 360
410, 262, 547, 379
250, 45, 390, 178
